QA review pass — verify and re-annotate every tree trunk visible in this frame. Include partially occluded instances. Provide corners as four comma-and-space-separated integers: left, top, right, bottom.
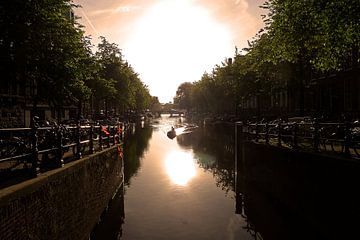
77, 100, 82, 121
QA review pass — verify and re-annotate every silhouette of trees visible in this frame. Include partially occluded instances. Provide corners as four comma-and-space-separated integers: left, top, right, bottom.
1, 0, 153, 119
1, 0, 92, 106
93, 37, 151, 115
175, 0, 359, 119
149, 96, 162, 113
173, 82, 193, 111
262, 0, 359, 71
124, 126, 153, 186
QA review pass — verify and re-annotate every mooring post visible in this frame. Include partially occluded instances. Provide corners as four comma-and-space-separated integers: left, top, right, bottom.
235, 121, 245, 216
112, 126, 116, 145
235, 122, 243, 194
265, 123, 269, 144
313, 119, 319, 152
99, 126, 103, 151
255, 123, 259, 142
344, 121, 351, 158
89, 124, 94, 154
31, 117, 40, 176
293, 122, 298, 149
119, 123, 124, 141
56, 126, 64, 167
106, 126, 111, 148
76, 121, 82, 159
277, 122, 282, 147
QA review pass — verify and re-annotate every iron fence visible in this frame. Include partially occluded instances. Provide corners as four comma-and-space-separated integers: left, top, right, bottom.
238, 121, 360, 158
0, 120, 128, 180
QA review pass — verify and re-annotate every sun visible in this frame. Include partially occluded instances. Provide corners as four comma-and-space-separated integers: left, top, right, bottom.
123, 0, 233, 103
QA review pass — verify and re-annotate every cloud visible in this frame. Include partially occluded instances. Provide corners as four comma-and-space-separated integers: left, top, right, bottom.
190, 0, 265, 50
73, 0, 266, 102
73, 0, 153, 46
90, 6, 141, 16
75, 0, 265, 49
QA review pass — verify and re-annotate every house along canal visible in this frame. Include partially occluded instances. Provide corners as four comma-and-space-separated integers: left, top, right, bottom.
90, 115, 254, 240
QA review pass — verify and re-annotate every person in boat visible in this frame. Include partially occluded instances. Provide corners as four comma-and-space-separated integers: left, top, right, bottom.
167, 126, 176, 139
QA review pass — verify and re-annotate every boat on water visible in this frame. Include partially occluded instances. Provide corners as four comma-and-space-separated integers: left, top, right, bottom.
167, 127, 176, 139
166, 124, 199, 139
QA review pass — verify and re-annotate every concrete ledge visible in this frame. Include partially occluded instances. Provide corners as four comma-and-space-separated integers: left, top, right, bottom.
0, 145, 123, 240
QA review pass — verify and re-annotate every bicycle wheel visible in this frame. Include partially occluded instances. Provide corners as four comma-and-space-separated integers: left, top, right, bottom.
330, 140, 344, 154
353, 143, 360, 157
318, 138, 328, 151
0, 141, 19, 158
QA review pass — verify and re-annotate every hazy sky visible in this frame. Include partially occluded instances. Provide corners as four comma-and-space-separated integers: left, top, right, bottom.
74, 0, 266, 103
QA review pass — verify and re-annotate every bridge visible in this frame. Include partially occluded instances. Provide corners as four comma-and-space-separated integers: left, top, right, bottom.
157, 109, 185, 117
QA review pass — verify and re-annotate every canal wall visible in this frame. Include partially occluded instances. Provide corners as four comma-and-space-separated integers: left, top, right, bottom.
0, 145, 123, 240
238, 142, 360, 239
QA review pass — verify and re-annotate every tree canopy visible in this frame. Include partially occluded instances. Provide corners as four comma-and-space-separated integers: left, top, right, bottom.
262, 0, 360, 70
0, 0, 153, 117
174, 0, 359, 118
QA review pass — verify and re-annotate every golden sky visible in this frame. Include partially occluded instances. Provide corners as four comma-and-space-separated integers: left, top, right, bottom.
74, 0, 266, 103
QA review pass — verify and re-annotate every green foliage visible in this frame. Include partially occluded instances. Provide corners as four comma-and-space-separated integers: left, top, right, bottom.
175, 0, 359, 117
1, 1, 154, 116
149, 96, 162, 112
0, 0, 93, 106
174, 82, 194, 111
262, 0, 360, 71
94, 37, 152, 113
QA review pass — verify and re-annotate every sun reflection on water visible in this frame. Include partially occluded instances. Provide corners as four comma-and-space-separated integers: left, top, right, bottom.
165, 151, 197, 186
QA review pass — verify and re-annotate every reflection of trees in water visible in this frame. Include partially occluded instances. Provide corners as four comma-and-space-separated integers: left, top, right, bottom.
235, 147, 360, 240
236, 180, 319, 240
90, 185, 125, 240
177, 123, 235, 194
124, 124, 153, 186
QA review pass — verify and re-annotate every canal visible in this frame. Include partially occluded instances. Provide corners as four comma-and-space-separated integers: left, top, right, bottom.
90, 115, 360, 240
91, 115, 253, 240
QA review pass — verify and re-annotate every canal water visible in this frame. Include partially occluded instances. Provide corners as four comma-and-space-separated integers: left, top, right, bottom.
91, 115, 254, 240
90, 115, 360, 240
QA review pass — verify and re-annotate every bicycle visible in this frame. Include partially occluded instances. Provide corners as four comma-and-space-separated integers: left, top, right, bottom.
0, 136, 32, 171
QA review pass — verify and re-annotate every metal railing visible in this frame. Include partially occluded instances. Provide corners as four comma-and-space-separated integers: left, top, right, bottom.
237, 121, 360, 158
0, 120, 129, 179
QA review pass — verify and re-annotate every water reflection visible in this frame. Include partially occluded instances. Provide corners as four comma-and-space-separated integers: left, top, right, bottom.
164, 151, 196, 186
236, 136, 360, 239
90, 117, 360, 239
91, 118, 246, 240
90, 185, 125, 240
123, 123, 153, 186
177, 123, 236, 194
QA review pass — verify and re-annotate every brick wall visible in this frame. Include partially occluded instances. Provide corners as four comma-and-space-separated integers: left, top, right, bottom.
0, 145, 123, 240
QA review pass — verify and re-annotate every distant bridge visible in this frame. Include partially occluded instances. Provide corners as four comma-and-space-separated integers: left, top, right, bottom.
157, 109, 185, 117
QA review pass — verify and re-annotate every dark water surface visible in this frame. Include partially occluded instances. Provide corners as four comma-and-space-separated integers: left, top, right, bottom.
91, 115, 253, 240
90, 115, 360, 240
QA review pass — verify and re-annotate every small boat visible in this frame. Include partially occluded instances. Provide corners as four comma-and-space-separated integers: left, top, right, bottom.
167, 127, 176, 139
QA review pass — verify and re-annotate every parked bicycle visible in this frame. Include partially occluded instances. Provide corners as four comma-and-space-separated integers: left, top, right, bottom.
0, 133, 32, 171
243, 119, 360, 158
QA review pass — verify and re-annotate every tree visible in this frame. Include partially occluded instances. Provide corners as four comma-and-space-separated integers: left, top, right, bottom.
0, 0, 94, 122
94, 37, 152, 115
262, 0, 360, 71
174, 82, 194, 112
149, 96, 162, 113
